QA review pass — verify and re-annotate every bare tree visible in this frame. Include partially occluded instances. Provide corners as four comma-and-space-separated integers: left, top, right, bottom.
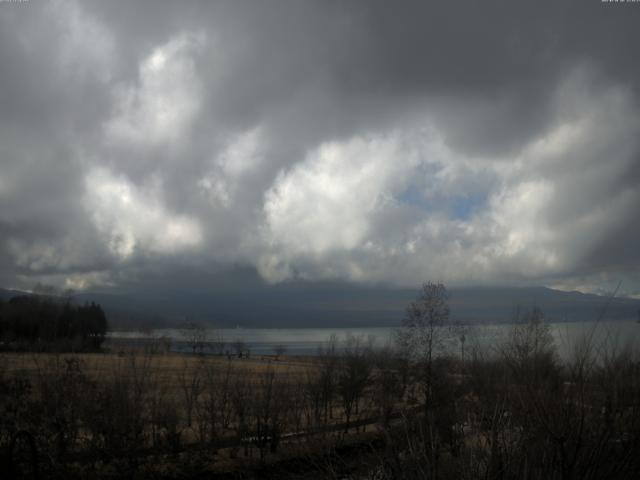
338, 334, 373, 432
199, 360, 235, 443
395, 281, 456, 479
231, 369, 252, 457
500, 305, 557, 383
178, 358, 204, 428
209, 330, 225, 356
317, 334, 339, 426
181, 320, 208, 355
396, 282, 454, 402
232, 338, 247, 358
372, 345, 404, 427
273, 344, 287, 360
252, 367, 290, 457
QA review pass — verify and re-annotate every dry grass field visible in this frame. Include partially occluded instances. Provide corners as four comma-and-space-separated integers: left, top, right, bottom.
0, 350, 314, 386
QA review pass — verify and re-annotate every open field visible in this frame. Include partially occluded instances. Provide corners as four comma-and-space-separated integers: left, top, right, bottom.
0, 351, 314, 384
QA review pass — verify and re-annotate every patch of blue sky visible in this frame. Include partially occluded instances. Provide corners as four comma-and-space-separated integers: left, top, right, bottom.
397, 185, 433, 212
451, 193, 487, 221
397, 185, 487, 221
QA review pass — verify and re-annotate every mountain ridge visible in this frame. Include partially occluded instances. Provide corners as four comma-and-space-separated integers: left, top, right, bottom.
2, 285, 639, 330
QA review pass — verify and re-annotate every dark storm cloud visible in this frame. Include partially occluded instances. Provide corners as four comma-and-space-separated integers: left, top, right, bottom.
0, 0, 639, 296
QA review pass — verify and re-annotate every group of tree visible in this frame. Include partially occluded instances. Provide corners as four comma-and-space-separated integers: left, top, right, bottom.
0, 294, 108, 351
382, 281, 640, 479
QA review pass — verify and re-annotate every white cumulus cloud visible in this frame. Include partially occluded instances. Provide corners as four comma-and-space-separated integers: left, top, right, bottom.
85, 167, 202, 260
105, 32, 205, 147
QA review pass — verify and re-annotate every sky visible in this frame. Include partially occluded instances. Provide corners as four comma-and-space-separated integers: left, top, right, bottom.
1, 0, 640, 298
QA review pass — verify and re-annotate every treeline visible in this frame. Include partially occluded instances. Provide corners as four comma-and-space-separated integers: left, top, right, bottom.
0, 295, 107, 351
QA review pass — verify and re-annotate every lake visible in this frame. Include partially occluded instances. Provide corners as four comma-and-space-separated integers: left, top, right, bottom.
108, 319, 640, 359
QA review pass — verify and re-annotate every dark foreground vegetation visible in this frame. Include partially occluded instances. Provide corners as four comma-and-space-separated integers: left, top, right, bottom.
0, 295, 107, 352
2, 283, 640, 479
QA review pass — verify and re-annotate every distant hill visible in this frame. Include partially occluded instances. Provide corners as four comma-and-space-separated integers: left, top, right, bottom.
4, 285, 638, 330
0, 288, 27, 301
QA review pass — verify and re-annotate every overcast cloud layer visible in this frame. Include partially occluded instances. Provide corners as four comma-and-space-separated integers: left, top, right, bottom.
1, 0, 640, 297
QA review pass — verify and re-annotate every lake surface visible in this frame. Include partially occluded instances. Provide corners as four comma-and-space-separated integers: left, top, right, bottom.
108, 319, 640, 359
